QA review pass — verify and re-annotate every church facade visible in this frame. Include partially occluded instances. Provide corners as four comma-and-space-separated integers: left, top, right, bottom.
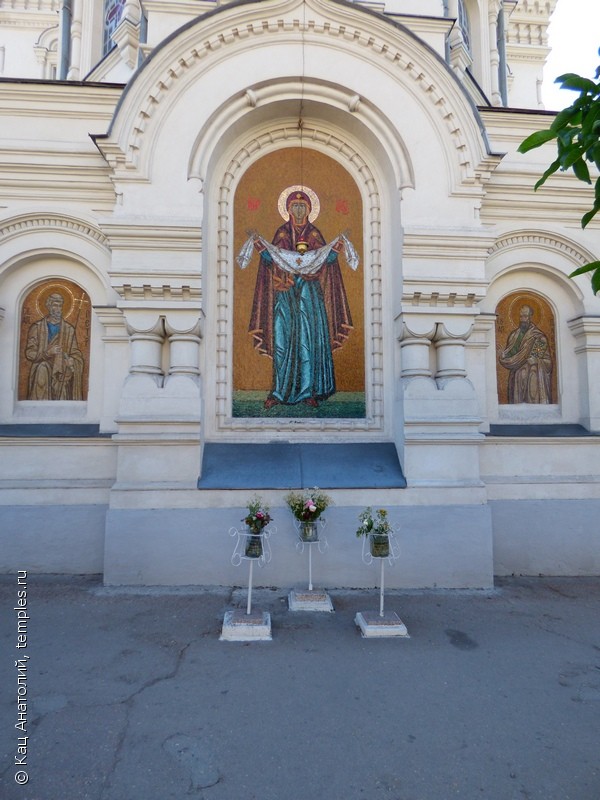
1, 0, 598, 587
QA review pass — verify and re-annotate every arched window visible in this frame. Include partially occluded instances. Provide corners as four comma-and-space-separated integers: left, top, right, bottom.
103, 0, 126, 55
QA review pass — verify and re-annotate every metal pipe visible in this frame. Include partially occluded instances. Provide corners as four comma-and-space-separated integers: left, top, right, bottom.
59, 0, 72, 80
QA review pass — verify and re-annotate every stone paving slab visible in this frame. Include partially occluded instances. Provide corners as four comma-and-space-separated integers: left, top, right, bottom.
1, 575, 599, 800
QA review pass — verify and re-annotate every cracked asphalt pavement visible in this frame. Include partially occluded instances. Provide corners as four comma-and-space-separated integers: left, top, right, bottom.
1, 575, 599, 799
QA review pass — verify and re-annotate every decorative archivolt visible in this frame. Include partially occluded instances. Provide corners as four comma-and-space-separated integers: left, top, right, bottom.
101, 0, 491, 187
188, 82, 415, 194
488, 231, 593, 268
0, 213, 109, 249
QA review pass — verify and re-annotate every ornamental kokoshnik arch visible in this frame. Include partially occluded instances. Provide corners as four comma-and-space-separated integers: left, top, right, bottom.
232, 148, 365, 419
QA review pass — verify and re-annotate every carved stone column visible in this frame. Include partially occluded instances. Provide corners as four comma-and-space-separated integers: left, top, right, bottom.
399, 319, 436, 380
66, 0, 82, 80
488, 0, 502, 106
433, 320, 473, 384
126, 316, 165, 383
165, 317, 202, 380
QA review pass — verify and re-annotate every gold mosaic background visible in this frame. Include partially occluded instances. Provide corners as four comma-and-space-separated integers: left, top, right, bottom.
18, 279, 91, 401
495, 291, 557, 405
233, 148, 365, 393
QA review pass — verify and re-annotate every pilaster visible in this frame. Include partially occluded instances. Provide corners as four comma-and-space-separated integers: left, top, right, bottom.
400, 303, 483, 488
568, 316, 600, 432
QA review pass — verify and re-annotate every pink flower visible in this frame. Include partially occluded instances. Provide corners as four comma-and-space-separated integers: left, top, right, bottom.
308, 504, 317, 513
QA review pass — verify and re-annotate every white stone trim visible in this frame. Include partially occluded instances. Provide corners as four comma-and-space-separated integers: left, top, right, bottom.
101, 0, 493, 195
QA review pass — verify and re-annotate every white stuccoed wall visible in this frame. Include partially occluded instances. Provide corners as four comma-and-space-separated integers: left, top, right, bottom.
0, 0, 597, 585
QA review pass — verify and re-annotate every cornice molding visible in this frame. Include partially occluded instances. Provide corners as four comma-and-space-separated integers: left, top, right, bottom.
100, 223, 202, 251
0, 82, 122, 119
115, 284, 201, 302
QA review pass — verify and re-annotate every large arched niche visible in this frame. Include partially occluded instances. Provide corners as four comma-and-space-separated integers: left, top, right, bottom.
199, 104, 403, 441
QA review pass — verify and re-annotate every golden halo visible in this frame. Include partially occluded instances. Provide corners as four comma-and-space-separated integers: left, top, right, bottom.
35, 284, 75, 320
277, 185, 320, 223
507, 294, 547, 330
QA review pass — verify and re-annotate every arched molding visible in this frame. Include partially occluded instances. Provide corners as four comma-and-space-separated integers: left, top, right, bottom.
491, 279, 563, 326
488, 230, 594, 267
96, 0, 495, 194
0, 212, 113, 300
487, 230, 597, 302
188, 80, 415, 194
0, 213, 109, 249
208, 122, 387, 436
0, 251, 114, 309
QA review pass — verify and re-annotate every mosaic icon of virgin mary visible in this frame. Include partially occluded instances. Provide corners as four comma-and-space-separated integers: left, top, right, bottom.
237, 185, 359, 409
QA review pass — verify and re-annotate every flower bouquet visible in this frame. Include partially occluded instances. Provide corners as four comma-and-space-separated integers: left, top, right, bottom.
243, 495, 272, 557
285, 487, 332, 542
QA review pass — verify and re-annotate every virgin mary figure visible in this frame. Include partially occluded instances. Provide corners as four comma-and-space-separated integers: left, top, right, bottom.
237, 187, 358, 409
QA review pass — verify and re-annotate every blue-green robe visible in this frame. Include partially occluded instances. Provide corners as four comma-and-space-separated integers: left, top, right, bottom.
249, 218, 353, 404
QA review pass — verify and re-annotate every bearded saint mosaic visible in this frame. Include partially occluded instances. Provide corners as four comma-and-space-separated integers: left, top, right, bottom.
18, 279, 90, 401
495, 292, 556, 405
233, 157, 365, 419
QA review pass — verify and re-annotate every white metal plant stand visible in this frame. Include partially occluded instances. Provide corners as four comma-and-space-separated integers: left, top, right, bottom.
355, 526, 409, 638
288, 519, 333, 612
220, 526, 275, 641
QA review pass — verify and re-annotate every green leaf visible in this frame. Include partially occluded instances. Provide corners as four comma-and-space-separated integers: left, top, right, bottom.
556, 74, 600, 94
581, 104, 600, 136
518, 128, 557, 153
592, 268, 600, 295
589, 143, 600, 170
582, 204, 600, 228
550, 106, 580, 132
562, 147, 586, 169
534, 158, 561, 189
569, 260, 600, 278
572, 157, 591, 183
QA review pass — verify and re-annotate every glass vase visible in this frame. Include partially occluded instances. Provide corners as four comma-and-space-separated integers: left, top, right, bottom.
299, 521, 319, 543
369, 533, 390, 558
245, 531, 263, 558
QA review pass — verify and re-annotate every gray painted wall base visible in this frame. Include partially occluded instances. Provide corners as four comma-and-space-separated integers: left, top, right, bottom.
1, 505, 106, 574
3, 498, 599, 584
491, 499, 600, 576
103, 504, 494, 589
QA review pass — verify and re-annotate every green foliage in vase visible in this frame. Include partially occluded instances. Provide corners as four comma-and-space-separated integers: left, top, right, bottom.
356, 507, 392, 538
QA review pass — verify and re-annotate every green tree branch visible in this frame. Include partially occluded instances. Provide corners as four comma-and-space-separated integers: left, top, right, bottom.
518, 52, 600, 294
